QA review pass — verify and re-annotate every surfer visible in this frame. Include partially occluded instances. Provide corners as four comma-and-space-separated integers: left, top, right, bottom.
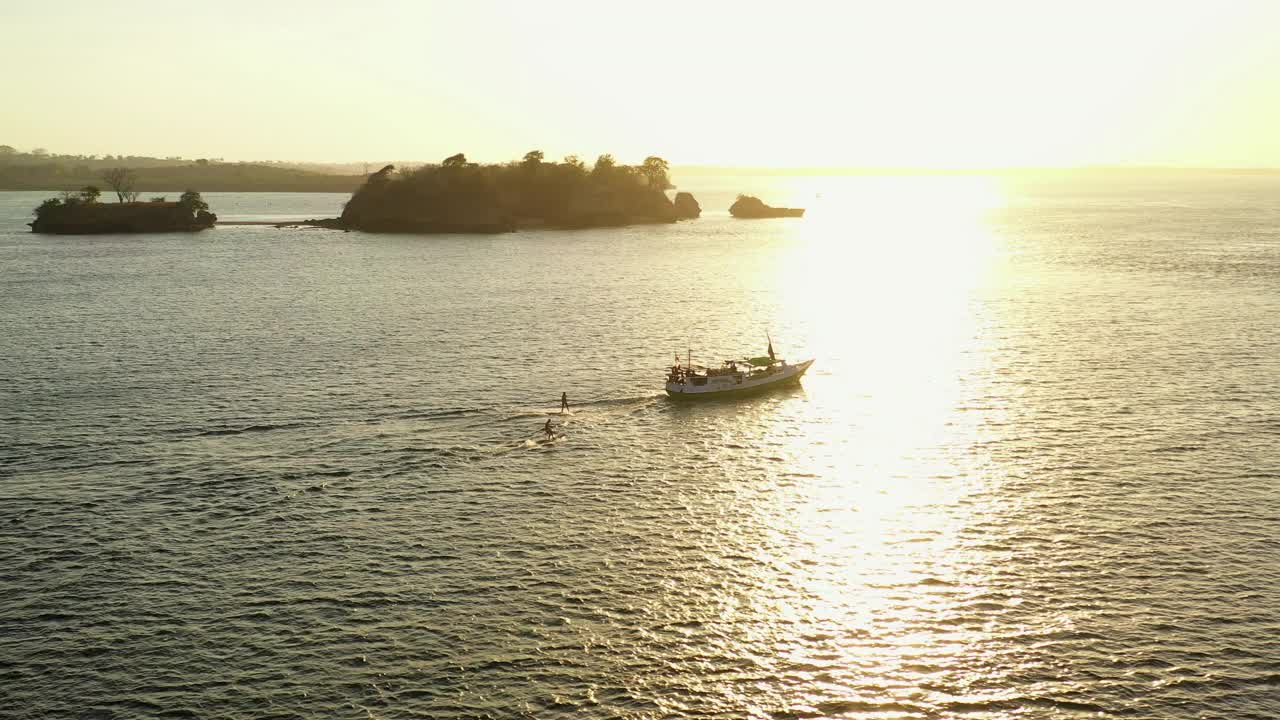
543, 419, 555, 441
560, 392, 569, 412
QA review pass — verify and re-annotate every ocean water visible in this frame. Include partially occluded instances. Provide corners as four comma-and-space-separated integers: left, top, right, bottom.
2, 173, 1279, 719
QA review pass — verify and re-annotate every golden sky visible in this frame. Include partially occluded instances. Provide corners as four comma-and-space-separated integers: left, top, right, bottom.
5, 0, 1280, 167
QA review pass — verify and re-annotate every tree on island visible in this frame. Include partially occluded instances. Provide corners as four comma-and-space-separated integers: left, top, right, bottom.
178, 189, 208, 212
101, 167, 140, 202
641, 156, 672, 190
591, 154, 616, 178
45, 185, 103, 210
367, 164, 396, 185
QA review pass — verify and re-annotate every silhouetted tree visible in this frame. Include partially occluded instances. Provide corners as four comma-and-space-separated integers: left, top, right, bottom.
101, 167, 139, 202
34, 197, 63, 216
178, 190, 208, 212
591, 154, 616, 177
443, 153, 468, 168
79, 185, 101, 203
522, 150, 544, 168
641, 156, 672, 190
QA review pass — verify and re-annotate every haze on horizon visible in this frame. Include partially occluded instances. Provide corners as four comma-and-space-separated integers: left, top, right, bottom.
4, 0, 1280, 169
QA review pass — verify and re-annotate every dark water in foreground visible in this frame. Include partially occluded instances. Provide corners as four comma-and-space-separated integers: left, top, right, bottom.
2, 175, 1279, 719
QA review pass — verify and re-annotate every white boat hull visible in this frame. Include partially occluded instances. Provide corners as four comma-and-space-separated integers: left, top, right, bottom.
665, 359, 814, 399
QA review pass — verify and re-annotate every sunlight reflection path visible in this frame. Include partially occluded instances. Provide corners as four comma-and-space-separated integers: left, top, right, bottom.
734, 175, 1024, 713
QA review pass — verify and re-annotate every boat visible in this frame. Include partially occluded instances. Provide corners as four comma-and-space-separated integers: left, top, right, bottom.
665, 339, 814, 400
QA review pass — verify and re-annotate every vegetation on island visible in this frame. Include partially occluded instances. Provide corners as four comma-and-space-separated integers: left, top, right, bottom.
7, 144, 707, 233
30, 171, 216, 234
729, 194, 805, 219
337, 151, 696, 233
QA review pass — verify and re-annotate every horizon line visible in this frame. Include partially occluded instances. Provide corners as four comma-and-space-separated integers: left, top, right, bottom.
8, 147, 1280, 174
669, 164, 1280, 173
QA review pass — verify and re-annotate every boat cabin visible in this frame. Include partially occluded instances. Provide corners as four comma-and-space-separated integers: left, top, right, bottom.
666, 355, 783, 387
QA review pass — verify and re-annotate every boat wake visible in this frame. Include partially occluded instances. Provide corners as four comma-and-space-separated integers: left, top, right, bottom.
499, 408, 574, 422
520, 434, 566, 449
196, 391, 671, 481
497, 393, 663, 423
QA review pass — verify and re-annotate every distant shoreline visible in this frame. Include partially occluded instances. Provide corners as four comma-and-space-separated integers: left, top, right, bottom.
0, 183, 359, 193
5, 165, 1279, 194
673, 165, 1280, 176
0, 157, 363, 194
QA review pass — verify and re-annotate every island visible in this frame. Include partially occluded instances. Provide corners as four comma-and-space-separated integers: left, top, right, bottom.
30, 186, 216, 234
673, 191, 701, 219
729, 194, 805, 218
308, 152, 699, 233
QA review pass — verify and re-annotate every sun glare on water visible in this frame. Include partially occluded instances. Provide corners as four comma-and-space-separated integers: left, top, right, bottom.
780, 174, 1006, 412
733, 175, 1018, 707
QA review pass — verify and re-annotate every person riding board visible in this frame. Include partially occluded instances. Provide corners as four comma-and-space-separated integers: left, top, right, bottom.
543, 419, 555, 441
560, 392, 569, 412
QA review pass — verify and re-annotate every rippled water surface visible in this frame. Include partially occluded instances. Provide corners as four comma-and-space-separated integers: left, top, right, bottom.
2, 175, 1279, 719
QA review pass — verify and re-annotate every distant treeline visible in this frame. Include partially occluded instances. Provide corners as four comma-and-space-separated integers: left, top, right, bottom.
0, 145, 362, 192
340, 151, 686, 232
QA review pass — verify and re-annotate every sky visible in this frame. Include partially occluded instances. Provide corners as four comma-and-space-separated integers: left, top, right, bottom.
4, 0, 1280, 167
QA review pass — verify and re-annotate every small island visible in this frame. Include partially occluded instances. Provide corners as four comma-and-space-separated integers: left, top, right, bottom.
729, 194, 805, 219
313, 151, 699, 233
30, 171, 216, 234
673, 191, 701, 219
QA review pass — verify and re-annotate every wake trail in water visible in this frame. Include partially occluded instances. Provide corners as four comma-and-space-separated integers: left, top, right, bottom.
498, 393, 663, 421
149, 392, 668, 485
449, 393, 669, 465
